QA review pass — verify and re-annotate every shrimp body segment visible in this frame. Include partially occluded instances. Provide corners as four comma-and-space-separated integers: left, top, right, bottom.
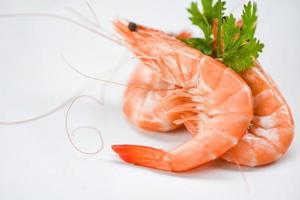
113, 21, 253, 172
221, 64, 295, 166
123, 64, 180, 132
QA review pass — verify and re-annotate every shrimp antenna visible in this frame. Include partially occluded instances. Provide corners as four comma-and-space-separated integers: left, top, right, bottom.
65, 2, 120, 45
0, 53, 128, 125
0, 89, 84, 125
233, 158, 251, 193
66, 2, 100, 28
98, 52, 129, 104
65, 95, 104, 155
61, 54, 176, 92
65, 7, 97, 28
85, 2, 100, 28
0, 13, 124, 46
61, 54, 129, 88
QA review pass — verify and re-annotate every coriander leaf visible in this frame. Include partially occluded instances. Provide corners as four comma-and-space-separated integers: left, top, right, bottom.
222, 2, 263, 72
182, 38, 213, 55
242, 1, 257, 33
187, 2, 212, 41
233, 2, 257, 50
201, 0, 214, 23
222, 14, 239, 51
212, 0, 226, 20
185, 1, 264, 73
248, 38, 264, 58
222, 38, 264, 72
222, 48, 254, 73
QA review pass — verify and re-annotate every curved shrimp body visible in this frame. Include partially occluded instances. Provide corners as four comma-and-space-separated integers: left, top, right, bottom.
220, 64, 295, 166
123, 63, 180, 132
113, 21, 253, 172
123, 31, 194, 132
126, 60, 295, 168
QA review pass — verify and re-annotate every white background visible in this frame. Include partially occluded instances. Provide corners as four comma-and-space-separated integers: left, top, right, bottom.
0, 0, 299, 199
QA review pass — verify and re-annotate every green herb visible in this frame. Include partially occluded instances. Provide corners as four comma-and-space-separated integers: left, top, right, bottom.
216, 0, 223, 58
182, 0, 264, 73
183, 38, 213, 55
186, 2, 213, 55
185, 0, 225, 56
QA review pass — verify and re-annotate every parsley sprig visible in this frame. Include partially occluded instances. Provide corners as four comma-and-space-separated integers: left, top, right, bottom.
182, 0, 264, 73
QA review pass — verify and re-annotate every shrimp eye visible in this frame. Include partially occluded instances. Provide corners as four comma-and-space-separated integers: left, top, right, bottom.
128, 22, 137, 32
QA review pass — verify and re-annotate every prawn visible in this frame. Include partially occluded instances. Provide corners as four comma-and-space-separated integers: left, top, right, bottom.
112, 21, 253, 172
123, 63, 181, 132
124, 23, 295, 167
221, 63, 295, 166
184, 62, 295, 166
216, 19, 295, 166
123, 31, 192, 132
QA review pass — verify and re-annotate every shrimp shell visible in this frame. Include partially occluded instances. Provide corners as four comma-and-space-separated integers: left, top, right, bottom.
221, 63, 295, 166
112, 21, 253, 172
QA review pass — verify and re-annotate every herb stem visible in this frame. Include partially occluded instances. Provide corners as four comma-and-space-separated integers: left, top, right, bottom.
216, 0, 222, 58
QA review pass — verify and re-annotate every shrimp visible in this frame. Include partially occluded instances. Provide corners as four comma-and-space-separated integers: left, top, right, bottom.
123, 63, 181, 132
184, 62, 295, 166
125, 61, 295, 167
215, 20, 295, 166
220, 63, 295, 166
123, 31, 194, 132
125, 28, 295, 167
112, 21, 253, 172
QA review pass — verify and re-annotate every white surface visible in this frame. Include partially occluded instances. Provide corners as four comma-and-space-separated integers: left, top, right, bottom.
0, 0, 299, 199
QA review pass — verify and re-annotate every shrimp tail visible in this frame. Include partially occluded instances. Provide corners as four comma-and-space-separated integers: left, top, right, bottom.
111, 145, 172, 171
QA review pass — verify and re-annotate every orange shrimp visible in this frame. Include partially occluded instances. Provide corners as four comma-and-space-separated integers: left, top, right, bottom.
185, 62, 295, 166
123, 63, 180, 132
214, 20, 295, 166
112, 21, 253, 172
220, 63, 295, 166
126, 23, 295, 166
123, 31, 193, 132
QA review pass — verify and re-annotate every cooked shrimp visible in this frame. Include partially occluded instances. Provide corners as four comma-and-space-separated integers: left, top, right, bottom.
213, 19, 295, 166
129, 27, 295, 167
184, 17, 294, 166
112, 21, 253, 172
191, 17, 294, 166
183, 62, 295, 166
221, 63, 295, 166
123, 31, 194, 132
123, 63, 180, 132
